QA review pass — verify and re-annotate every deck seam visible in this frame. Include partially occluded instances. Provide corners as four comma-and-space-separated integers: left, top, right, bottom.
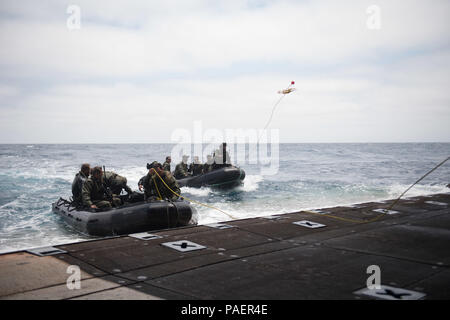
321, 243, 450, 268
136, 241, 299, 281
0, 275, 135, 300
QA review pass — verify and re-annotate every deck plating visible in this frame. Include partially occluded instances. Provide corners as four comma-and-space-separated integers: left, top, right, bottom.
1, 192, 449, 300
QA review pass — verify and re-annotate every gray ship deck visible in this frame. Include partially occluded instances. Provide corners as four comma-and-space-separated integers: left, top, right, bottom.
1, 193, 449, 300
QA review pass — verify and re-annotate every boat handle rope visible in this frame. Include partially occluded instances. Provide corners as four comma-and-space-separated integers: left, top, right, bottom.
151, 169, 238, 220
151, 176, 163, 200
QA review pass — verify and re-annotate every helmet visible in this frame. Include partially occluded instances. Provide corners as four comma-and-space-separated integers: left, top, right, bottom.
147, 161, 162, 169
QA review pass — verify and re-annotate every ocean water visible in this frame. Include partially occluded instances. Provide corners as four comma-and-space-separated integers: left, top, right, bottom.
0, 143, 449, 254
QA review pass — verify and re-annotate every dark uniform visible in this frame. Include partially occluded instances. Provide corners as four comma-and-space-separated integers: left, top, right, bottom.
189, 162, 203, 176
82, 178, 113, 209
213, 146, 232, 170
203, 155, 214, 173
103, 171, 132, 195
203, 162, 214, 173
72, 171, 89, 205
138, 175, 146, 190
142, 171, 180, 201
174, 162, 189, 179
162, 161, 171, 172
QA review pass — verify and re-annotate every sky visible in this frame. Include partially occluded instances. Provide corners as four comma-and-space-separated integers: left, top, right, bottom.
0, 0, 449, 143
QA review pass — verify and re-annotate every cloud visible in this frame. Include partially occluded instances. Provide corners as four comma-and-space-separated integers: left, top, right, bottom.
0, 0, 449, 142
0, 84, 20, 98
2, 0, 449, 77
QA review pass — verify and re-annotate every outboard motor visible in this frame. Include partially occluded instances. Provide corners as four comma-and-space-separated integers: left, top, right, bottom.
223, 142, 227, 166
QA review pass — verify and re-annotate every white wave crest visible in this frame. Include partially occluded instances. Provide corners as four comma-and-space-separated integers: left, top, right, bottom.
387, 183, 449, 199
237, 174, 263, 192
181, 186, 212, 197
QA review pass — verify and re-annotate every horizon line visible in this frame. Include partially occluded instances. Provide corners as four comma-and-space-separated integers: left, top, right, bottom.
1, 141, 449, 145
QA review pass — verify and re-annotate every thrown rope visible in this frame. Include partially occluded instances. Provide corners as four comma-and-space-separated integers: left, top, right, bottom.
303, 156, 450, 224
151, 156, 449, 224
257, 82, 295, 144
387, 156, 450, 210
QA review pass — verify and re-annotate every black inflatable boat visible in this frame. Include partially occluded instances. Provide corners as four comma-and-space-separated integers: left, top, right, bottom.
52, 197, 197, 237
176, 166, 246, 188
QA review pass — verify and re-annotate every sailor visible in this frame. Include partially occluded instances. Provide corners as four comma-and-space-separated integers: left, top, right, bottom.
189, 156, 204, 176
213, 142, 232, 169
142, 161, 180, 201
139, 161, 161, 190
103, 170, 133, 196
138, 175, 146, 191
203, 155, 214, 173
174, 155, 191, 179
82, 166, 121, 209
162, 156, 172, 172
71, 163, 90, 205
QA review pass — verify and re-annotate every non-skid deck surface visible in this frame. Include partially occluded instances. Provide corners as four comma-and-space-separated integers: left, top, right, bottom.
1, 193, 449, 300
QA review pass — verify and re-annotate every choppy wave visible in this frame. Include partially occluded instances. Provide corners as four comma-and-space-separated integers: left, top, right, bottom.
0, 143, 449, 253
182, 186, 212, 197
238, 174, 263, 192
